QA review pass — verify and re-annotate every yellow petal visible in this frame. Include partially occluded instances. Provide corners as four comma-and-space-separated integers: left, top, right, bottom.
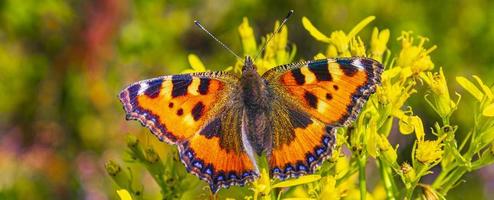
483, 103, 494, 117
456, 76, 484, 101
314, 53, 326, 60
187, 54, 206, 72
272, 175, 321, 188
116, 189, 133, 200
302, 17, 331, 43
398, 117, 414, 135
473, 75, 493, 100
366, 117, 379, 158
238, 17, 257, 56
347, 16, 375, 39
412, 116, 425, 141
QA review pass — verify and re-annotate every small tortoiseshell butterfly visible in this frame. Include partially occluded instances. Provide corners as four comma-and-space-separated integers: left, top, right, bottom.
119, 15, 383, 193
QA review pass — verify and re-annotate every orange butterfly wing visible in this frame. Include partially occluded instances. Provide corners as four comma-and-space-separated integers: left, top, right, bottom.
263, 57, 382, 179
119, 72, 258, 192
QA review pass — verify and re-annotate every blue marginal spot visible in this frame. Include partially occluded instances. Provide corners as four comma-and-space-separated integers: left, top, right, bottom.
272, 167, 281, 174
193, 161, 203, 169
203, 165, 213, 176
185, 150, 194, 159
316, 147, 325, 156
217, 175, 224, 181
297, 164, 308, 172
284, 164, 294, 173
306, 153, 316, 164
242, 172, 251, 178
215, 171, 226, 183
323, 136, 330, 146
228, 172, 238, 180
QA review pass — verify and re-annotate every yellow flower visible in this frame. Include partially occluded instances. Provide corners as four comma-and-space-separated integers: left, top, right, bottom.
396, 32, 436, 74
377, 134, 398, 164
456, 76, 484, 101
370, 27, 390, 62
182, 54, 206, 73
395, 111, 425, 140
349, 37, 366, 57
319, 176, 341, 200
238, 19, 293, 74
421, 67, 458, 119
335, 155, 350, 179
421, 68, 449, 96
484, 103, 494, 117
252, 168, 271, 197
401, 162, 416, 182
258, 21, 291, 73
420, 184, 442, 200
238, 17, 257, 56
456, 75, 493, 103
272, 175, 321, 188
415, 138, 444, 164
117, 189, 133, 200
302, 16, 375, 56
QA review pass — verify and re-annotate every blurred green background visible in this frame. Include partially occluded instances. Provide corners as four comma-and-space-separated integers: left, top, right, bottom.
1, 0, 493, 199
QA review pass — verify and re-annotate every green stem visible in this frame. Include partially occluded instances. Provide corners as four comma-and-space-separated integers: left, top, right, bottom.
404, 184, 415, 200
439, 167, 467, 195
432, 166, 452, 188
358, 155, 367, 200
378, 158, 397, 200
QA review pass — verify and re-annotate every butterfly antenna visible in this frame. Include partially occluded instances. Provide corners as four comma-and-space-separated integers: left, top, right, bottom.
194, 20, 242, 60
253, 10, 294, 61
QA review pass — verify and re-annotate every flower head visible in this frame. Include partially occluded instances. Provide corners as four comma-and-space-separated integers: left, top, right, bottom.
302, 16, 375, 56
370, 27, 390, 62
182, 54, 206, 73
415, 139, 444, 164
396, 32, 436, 74
238, 17, 257, 56
421, 67, 458, 119
401, 162, 416, 182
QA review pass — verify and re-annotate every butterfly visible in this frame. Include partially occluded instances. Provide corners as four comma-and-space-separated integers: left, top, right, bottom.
119, 54, 383, 193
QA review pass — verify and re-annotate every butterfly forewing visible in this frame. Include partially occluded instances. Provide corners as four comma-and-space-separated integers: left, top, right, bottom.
263, 58, 383, 127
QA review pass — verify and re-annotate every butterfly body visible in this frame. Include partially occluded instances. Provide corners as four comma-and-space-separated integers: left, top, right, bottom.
119, 56, 383, 192
240, 56, 274, 155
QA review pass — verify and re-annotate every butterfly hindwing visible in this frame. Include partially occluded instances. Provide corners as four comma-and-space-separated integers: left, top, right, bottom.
267, 103, 337, 179
263, 57, 382, 179
178, 105, 259, 193
119, 72, 258, 192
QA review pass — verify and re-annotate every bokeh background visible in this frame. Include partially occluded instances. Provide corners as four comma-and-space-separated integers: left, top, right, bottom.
1, 0, 493, 199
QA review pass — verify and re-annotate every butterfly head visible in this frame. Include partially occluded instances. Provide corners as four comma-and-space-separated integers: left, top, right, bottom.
242, 56, 257, 73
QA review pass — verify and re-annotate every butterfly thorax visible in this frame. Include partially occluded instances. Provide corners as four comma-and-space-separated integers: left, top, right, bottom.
240, 56, 273, 155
